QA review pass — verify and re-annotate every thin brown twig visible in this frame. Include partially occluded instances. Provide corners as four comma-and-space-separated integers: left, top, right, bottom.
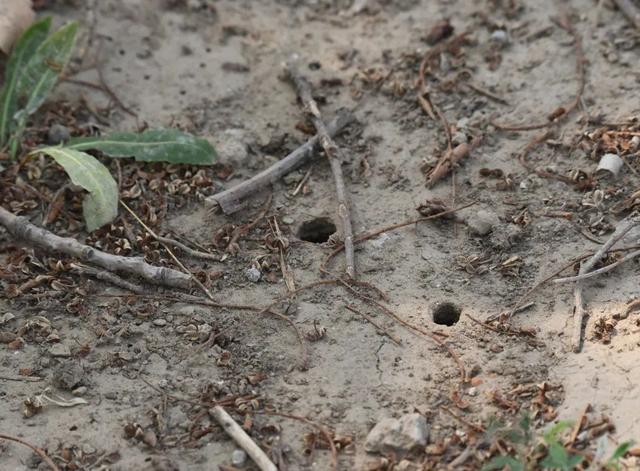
95, 59, 138, 118
321, 201, 476, 272
141, 377, 251, 409
227, 194, 272, 253
286, 57, 356, 279
417, 34, 468, 150
0, 434, 60, 471
345, 305, 402, 345
440, 406, 485, 433
120, 200, 216, 302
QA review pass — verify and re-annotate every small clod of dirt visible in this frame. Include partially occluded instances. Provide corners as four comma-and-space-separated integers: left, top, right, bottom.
432, 302, 462, 326
297, 217, 336, 243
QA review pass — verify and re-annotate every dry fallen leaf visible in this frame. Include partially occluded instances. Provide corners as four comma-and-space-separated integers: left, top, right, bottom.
0, 0, 35, 54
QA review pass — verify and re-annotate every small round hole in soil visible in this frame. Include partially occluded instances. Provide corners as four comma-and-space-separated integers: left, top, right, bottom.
432, 302, 461, 326
298, 217, 336, 243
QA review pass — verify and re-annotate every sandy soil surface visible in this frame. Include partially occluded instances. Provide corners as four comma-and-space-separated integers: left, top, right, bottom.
2, 0, 640, 470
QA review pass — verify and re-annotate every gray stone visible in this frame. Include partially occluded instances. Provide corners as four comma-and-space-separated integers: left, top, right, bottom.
47, 124, 70, 144
282, 170, 302, 186
244, 267, 261, 282
467, 210, 499, 236
365, 413, 429, 455
153, 318, 168, 327
216, 129, 249, 167
231, 449, 247, 467
49, 344, 71, 358
53, 362, 84, 390
490, 29, 509, 44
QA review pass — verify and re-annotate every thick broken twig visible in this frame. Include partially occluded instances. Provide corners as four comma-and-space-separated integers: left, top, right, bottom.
209, 406, 277, 471
205, 112, 353, 214
0, 206, 191, 289
286, 58, 356, 279
426, 140, 479, 187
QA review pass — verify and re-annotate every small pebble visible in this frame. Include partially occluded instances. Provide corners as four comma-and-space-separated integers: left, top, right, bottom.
467, 387, 478, 396
490, 29, 509, 44
232, 449, 247, 467
82, 444, 96, 454
104, 391, 117, 400
47, 124, 71, 144
49, 344, 71, 358
245, 267, 261, 282
282, 216, 294, 225
72, 386, 88, 396
153, 318, 168, 327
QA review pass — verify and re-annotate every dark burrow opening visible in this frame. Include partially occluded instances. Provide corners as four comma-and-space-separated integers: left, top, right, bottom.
432, 302, 462, 326
297, 217, 336, 243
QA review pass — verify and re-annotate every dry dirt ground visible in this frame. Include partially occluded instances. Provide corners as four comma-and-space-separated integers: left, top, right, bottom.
2, 0, 640, 469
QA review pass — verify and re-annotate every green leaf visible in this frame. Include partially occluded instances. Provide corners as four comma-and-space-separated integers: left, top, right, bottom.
543, 421, 574, 444
37, 147, 118, 231
10, 22, 78, 156
540, 442, 582, 471
541, 442, 569, 467
606, 441, 634, 469
66, 128, 217, 165
567, 454, 583, 468
14, 21, 78, 117
481, 455, 525, 471
0, 17, 52, 147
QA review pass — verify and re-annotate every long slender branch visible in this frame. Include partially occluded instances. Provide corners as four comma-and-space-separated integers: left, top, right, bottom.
0, 206, 191, 289
205, 112, 353, 214
286, 58, 356, 279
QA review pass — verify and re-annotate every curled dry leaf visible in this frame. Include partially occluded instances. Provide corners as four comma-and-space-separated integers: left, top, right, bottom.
0, 0, 35, 54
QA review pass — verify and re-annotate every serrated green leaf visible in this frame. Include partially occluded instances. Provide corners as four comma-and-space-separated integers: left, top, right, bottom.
0, 17, 52, 147
481, 455, 525, 471
66, 128, 217, 165
10, 22, 78, 156
37, 147, 118, 231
